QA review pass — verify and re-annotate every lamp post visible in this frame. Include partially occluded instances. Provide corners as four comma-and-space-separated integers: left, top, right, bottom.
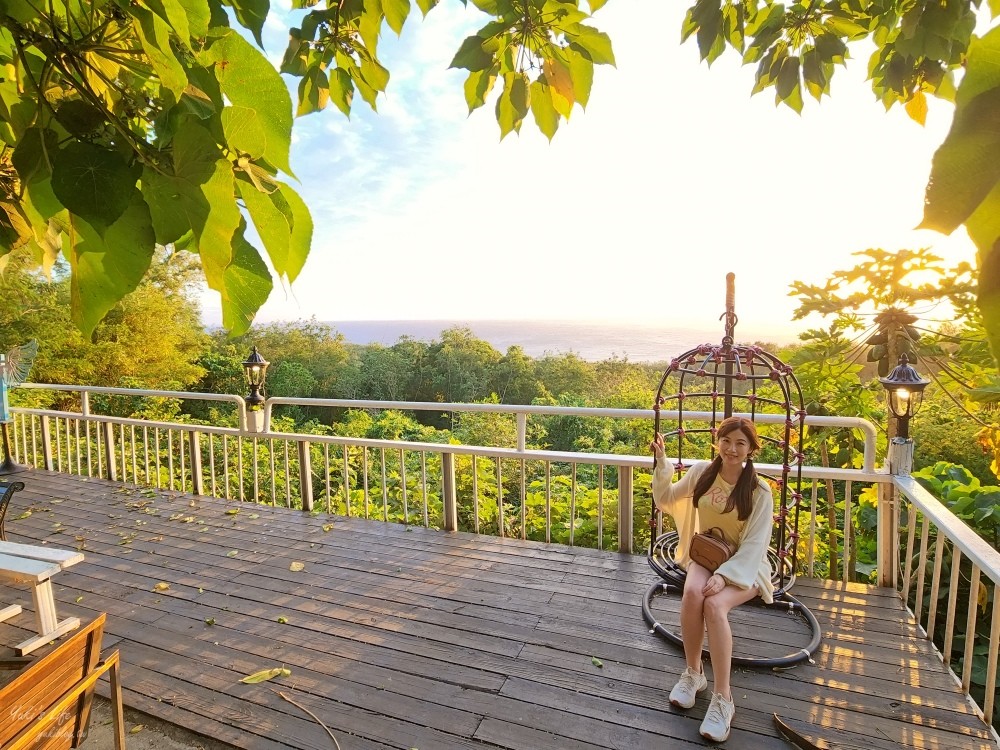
242, 347, 269, 432
876, 354, 929, 587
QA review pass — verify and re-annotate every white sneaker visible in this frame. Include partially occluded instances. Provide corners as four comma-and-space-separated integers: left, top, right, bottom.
668, 666, 707, 709
700, 692, 735, 742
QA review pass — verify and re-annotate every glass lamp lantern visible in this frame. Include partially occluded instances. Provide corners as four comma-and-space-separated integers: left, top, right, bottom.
879, 354, 929, 439
242, 346, 269, 411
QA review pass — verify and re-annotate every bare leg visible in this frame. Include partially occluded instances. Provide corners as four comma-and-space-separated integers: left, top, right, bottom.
680, 562, 711, 670
703, 583, 759, 699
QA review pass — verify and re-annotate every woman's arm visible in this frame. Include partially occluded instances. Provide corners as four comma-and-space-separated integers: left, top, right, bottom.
715, 481, 773, 590
650, 435, 703, 514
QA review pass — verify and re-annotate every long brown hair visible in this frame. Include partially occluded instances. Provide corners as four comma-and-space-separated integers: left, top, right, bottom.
692, 416, 762, 521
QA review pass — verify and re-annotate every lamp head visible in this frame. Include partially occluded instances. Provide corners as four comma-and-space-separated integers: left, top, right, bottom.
879, 354, 929, 422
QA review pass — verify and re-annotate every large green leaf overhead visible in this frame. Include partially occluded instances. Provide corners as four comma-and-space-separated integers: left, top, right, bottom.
0, 0, 614, 336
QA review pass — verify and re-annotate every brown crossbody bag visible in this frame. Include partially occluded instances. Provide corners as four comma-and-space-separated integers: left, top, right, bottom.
689, 527, 736, 573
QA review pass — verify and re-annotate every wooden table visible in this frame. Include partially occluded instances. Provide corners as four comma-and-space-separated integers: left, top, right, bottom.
0, 540, 83, 655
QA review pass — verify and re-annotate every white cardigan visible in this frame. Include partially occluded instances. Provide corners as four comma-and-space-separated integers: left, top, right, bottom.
652, 460, 775, 603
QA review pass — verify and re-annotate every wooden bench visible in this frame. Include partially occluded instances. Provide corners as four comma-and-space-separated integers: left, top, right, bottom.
0, 480, 25, 541
0, 612, 125, 750
0, 541, 83, 655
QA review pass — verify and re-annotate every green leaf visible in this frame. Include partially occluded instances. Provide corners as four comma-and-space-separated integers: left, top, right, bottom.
226, 0, 269, 47
177, 0, 211, 38
775, 55, 803, 112
450, 35, 496, 72
280, 28, 308, 75
280, 182, 312, 283
463, 67, 497, 112
142, 120, 240, 253
51, 142, 137, 230
495, 73, 529, 139
382, 0, 409, 35
54, 100, 106, 138
297, 66, 330, 116
529, 79, 559, 141
415, 0, 438, 15
921, 85, 1000, 235
588, 0, 608, 10
132, 5, 188, 97
221, 106, 268, 158
328, 67, 355, 117
239, 179, 292, 277
12, 127, 57, 184
567, 25, 615, 66
360, 57, 390, 92
200, 30, 294, 176
565, 49, 594, 108
65, 194, 156, 337
348, 64, 379, 109
220, 220, 273, 335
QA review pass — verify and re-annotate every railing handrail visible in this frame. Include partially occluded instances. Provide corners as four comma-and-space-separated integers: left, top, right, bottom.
9, 404, 884, 482
263, 396, 878, 472
18, 383, 248, 431
894, 475, 1000, 583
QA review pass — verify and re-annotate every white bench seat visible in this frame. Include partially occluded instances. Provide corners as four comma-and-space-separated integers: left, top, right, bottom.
0, 543, 83, 655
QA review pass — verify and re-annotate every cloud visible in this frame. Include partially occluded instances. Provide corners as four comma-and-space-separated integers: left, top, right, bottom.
202, 0, 979, 335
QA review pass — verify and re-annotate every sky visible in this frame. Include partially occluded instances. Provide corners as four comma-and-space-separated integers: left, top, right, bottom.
199, 0, 981, 338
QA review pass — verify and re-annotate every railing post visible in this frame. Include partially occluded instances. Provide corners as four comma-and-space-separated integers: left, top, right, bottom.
298, 441, 313, 512
879, 438, 914, 588
516, 413, 527, 451
102, 422, 118, 481
618, 465, 633, 554
188, 431, 203, 496
442, 452, 457, 532
877, 479, 895, 588
40, 416, 53, 471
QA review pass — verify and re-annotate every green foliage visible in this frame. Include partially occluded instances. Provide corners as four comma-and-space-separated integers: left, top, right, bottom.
914, 461, 1000, 547
0, 246, 208, 391
0, 0, 613, 338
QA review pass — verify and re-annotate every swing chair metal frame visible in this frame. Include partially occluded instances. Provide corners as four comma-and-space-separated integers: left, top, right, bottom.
641, 273, 822, 668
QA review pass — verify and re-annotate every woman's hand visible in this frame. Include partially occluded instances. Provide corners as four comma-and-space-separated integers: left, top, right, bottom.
650, 432, 665, 460
702, 573, 726, 597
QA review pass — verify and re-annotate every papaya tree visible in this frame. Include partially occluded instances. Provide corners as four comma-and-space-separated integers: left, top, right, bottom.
679, 1, 1000, 356
0, 0, 614, 336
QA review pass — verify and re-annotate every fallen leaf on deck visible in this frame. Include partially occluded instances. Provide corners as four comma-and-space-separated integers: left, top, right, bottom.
153, 582, 170, 592
591, 657, 603, 668
225, 508, 240, 515
239, 667, 291, 684
322, 523, 334, 532
277, 616, 288, 624
130, 725, 145, 734
289, 561, 305, 572
227, 550, 238, 557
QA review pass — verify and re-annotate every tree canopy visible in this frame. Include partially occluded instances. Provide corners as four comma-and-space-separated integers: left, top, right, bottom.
0, 0, 613, 336
681, 0, 1000, 355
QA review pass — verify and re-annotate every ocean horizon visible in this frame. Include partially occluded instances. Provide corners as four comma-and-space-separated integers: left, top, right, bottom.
324, 319, 802, 363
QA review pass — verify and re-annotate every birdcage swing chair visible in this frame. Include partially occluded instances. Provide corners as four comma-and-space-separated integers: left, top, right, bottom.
642, 275, 821, 667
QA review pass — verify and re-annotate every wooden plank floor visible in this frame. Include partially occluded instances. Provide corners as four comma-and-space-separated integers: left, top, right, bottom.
0, 470, 996, 749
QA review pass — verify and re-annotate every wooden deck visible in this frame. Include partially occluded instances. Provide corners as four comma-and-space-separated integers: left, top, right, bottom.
0, 470, 995, 750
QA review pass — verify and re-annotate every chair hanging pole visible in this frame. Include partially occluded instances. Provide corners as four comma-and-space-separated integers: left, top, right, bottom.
722, 272, 737, 419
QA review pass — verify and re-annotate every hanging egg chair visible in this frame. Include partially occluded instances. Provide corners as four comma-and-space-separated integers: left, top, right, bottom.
641, 273, 822, 667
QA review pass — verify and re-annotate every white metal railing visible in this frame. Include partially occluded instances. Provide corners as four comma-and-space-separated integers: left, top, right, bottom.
892, 476, 1000, 732
7, 383, 1000, 733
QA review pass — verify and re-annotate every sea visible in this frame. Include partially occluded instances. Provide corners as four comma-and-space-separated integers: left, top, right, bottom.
328, 320, 802, 363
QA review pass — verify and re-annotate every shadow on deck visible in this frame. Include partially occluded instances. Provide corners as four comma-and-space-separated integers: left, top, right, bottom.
0, 471, 995, 750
